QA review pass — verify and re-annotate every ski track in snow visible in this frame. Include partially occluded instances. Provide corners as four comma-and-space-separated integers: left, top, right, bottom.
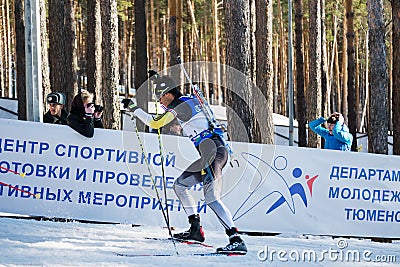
0, 216, 399, 267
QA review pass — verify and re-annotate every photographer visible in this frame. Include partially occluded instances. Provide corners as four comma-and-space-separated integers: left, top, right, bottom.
309, 112, 353, 151
67, 90, 104, 137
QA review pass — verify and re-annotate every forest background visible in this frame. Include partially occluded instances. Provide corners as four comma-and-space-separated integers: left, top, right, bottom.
0, 0, 398, 155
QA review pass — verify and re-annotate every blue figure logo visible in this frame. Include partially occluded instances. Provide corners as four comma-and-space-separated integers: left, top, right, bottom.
232, 153, 318, 221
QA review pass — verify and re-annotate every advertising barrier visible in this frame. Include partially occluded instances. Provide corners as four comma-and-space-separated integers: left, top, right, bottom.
0, 118, 399, 238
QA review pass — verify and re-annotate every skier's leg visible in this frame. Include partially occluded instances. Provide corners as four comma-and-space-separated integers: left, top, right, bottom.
202, 138, 247, 254
173, 161, 205, 241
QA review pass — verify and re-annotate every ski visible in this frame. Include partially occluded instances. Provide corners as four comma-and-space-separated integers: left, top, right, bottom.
144, 237, 213, 248
116, 252, 245, 257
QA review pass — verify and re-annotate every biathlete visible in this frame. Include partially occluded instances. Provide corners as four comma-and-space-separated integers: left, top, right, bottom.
123, 75, 247, 254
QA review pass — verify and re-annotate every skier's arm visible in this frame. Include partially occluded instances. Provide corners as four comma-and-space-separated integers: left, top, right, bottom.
133, 108, 175, 129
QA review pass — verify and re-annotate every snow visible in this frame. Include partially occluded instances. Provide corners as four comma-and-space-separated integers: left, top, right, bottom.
0, 214, 399, 266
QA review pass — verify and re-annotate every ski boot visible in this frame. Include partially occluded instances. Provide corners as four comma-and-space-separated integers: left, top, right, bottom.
173, 214, 205, 242
216, 227, 247, 254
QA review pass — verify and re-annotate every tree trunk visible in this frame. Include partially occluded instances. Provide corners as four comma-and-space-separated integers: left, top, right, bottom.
224, 0, 254, 143
341, 3, 348, 120
48, 0, 76, 109
255, 0, 274, 144
15, 0, 26, 120
134, 0, 149, 131
101, 0, 120, 130
40, 0, 50, 107
367, 0, 388, 154
295, 0, 306, 147
393, 0, 400, 155
86, 0, 102, 99
345, 0, 357, 151
307, 0, 322, 148
169, 0, 178, 66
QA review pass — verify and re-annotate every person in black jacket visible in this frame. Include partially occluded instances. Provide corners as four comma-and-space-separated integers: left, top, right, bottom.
43, 92, 68, 125
67, 90, 103, 137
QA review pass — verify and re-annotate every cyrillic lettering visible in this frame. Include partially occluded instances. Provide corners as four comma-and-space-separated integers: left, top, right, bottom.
366, 209, 376, 221
116, 195, 127, 207
20, 186, 32, 198
116, 173, 128, 185
39, 142, 50, 154
392, 171, 400, 182
166, 153, 176, 167
372, 190, 381, 203
45, 188, 58, 200
22, 163, 34, 176
28, 141, 39, 154
141, 197, 151, 208
76, 168, 87, 181
104, 193, 114, 206
130, 174, 140, 186
55, 144, 66, 156
391, 191, 400, 202
36, 164, 46, 177
4, 139, 14, 152
329, 187, 339, 198
357, 168, 367, 180
351, 188, 360, 200
78, 191, 91, 204
129, 151, 140, 164
48, 166, 58, 178
94, 147, 104, 160
129, 196, 139, 208
340, 188, 351, 199
330, 167, 340, 180
33, 187, 44, 199
0, 161, 10, 173
105, 148, 115, 161
105, 171, 115, 183
340, 167, 349, 179
93, 192, 103, 205
15, 140, 27, 153
197, 201, 207, 213
116, 150, 127, 163
62, 189, 73, 202
362, 189, 371, 200
349, 168, 358, 179
80, 146, 92, 159
382, 170, 391, 181
152, 153, 162, 166
59, 167, 70, 179
68, 145, 79, 158
142, 174, 152, 188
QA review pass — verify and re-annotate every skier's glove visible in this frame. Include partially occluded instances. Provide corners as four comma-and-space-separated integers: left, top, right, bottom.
122, 99, 139, 112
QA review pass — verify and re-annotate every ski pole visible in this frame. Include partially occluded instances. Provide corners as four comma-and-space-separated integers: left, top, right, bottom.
127, 111, 179, 255
0, 181, 41, 198
0, 166, 26, 177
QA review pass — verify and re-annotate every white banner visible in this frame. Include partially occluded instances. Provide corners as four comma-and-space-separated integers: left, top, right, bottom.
0, 118, 399, 238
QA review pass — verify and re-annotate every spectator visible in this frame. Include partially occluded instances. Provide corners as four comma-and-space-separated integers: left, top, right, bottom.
309, 112, 353, 151
43, 92, 68, 125
162, 118, 182, 136
67, 90, 103, 137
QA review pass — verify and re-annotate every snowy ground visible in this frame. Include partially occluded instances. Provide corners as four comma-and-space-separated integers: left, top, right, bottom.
0, 215, 399, 267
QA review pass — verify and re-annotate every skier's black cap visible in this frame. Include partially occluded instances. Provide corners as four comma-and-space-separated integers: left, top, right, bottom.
154, 76, 177, 99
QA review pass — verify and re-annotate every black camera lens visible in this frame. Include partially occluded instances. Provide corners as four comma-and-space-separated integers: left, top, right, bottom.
94, 104, 103, 112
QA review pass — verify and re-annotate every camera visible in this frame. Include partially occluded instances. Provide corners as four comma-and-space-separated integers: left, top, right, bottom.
94, 104, 103, 112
